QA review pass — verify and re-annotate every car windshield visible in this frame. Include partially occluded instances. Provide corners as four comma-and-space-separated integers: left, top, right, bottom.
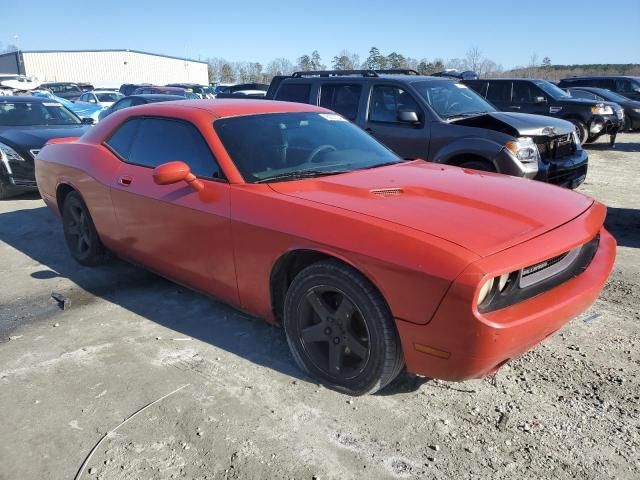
0, 101, 81, 126
96, 92, 123, 102
534, 80, 571, 99
214, 112, 402, 183
412, 80, 496, 119
592, 89, 630, 103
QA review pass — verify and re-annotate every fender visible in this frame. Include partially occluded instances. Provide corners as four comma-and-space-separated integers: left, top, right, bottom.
431, 136, 503, 168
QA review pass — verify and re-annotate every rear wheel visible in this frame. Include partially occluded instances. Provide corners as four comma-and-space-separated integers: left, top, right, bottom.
61, 191, 109, 266
283, 260, 404, 395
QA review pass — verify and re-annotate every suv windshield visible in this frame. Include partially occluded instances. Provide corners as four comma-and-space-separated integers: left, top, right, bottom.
0, 101, 81, 126
534, 80, 571, 99
412, 80, 495, 119
214, 112, 402, 183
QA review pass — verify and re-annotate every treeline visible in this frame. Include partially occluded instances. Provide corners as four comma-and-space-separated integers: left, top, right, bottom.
206, 47, 638, 85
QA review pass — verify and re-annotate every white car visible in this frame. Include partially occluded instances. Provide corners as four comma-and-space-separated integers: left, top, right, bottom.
77, 90, 124, 108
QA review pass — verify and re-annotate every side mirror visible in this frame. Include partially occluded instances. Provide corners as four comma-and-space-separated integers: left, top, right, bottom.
533, 96, 547, 104
152, 161, 203, 191
81, 117, 95, 125
398, 111, 420, 124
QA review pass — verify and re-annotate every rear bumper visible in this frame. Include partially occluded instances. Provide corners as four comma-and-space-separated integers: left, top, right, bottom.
396, 221, 616, 381
535, 148, 588, 189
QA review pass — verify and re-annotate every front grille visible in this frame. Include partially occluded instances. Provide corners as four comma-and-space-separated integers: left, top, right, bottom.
522, 252, 569, 278
536, 133, 576, 162
548, 163, 588, 187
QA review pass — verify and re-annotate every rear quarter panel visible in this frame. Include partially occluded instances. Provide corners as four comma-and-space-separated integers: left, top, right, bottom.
36, 141, 121, 250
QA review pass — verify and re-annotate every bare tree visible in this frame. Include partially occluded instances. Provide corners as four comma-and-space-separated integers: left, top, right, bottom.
465, 48, 483, 72
266, 58, 294, 78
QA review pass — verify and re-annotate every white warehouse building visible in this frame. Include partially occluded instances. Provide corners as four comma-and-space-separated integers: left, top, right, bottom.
0, 49, 209, 86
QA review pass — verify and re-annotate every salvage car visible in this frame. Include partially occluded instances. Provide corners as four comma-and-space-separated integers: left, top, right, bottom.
558, 76, 640, 101
567, 87, 640, 131
78, 90, 124, 108
268, 70, 588, 188
98, 94, 184, 121
464, 78, 624, 145
35, 99, 616, 395
0, 96, 91, 198
40, 82, 84, 101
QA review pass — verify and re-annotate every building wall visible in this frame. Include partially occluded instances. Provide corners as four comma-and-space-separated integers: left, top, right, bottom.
22, 50, 208, 86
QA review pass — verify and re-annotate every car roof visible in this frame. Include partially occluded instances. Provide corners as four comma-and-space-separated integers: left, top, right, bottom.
41, 82, 78, 86
127, 99, 328, 119
127, 94, 185, 100
283, 74, 454, 84
561, 76, 640, 80
0, 96, 49, 103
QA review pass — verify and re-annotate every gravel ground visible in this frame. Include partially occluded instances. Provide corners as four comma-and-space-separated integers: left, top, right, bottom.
0, 133, 638, 480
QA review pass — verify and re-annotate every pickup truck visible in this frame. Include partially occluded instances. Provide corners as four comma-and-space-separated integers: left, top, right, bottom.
241, 70, 588, 188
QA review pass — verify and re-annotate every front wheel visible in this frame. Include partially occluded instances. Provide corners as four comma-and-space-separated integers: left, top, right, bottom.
570, 120, 588, 143
283, 260, 404, 395
62, 191, 109, 266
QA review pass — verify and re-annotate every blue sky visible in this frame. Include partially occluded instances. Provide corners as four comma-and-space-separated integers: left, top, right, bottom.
2, 0, 638, 68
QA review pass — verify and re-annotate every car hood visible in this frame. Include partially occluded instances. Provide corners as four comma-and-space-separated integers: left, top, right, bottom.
0, 125, 90, 150
270, 161, 594, 257
453, 111, 575, 136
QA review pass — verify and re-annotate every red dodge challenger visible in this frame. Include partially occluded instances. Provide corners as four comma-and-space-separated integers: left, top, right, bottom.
35, 100, 616, 395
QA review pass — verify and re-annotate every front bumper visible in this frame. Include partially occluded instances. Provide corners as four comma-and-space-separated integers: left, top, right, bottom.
589, 113, 623, 138
396, 207, 616, 381
0, 161, 38, 194
535, 148, 588, 189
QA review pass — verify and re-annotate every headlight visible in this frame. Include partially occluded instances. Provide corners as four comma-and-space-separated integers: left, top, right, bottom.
633, 108, 640, 114
591, 104, 613, 115
477, 272, 516, 307
0, 142, 26, 172
505, 137, 540, 164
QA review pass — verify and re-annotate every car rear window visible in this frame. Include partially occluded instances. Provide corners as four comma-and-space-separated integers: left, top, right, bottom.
276, 83, 311, 103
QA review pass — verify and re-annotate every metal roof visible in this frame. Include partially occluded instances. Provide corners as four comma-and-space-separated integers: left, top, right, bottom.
0, 49, 207, 65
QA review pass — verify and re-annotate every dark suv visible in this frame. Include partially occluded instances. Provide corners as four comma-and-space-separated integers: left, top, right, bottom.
558, 76, 640, 101
40, 82, 83, 101
268, 70, 588, 188
464, 78, 624, 145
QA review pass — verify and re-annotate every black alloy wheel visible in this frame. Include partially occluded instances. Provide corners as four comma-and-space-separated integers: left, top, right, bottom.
62, 191, 109, 266
284, 260, 404, 395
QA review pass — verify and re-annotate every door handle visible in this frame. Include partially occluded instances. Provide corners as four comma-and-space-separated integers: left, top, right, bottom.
119, 176, 133, 186
510, 106, 521, 110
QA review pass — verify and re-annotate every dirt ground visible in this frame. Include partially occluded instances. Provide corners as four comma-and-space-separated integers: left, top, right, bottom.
1, 133, 638, 480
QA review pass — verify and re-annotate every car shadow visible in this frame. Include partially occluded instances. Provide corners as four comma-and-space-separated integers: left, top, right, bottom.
605, 207, 640, 248
584, 141, 640, 153
0, 205, 419, 392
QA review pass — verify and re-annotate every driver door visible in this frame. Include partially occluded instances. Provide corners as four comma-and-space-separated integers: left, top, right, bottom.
106, 116, 239, 305
362, 84, 430, 160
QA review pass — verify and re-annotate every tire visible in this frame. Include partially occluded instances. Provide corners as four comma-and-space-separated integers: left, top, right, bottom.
570, 120, 588, 143
61, 191, 109, 266
457, 160, 495, 172
283, 260, 404, 395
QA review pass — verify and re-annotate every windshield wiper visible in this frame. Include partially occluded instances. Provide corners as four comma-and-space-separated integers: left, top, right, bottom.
255, 170, 346, 183
445, 111, 488, 121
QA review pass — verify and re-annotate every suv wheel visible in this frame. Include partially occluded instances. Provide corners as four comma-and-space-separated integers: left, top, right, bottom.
570, 120, 588, 143
283, 260, 404, 395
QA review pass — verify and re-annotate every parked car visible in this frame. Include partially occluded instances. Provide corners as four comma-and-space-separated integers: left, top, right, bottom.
40, 82, 84, 101
215, 83, 269, 95
132, 86, 199, 99
215, 89, 267, 98
432, 69, 479, 80
0, 96, 91, 198
98, 94, 184, 121
35, 99, 615, 395
463, 78, 624, 145
268, 70, 588, 188
77, 83, 95, 92
119, 83, 152, 96
567, 87, 640, 131
77, 90, 124, 108
32, 91, 104, 123
166, 83, 215, 99
558, 76, 640, 101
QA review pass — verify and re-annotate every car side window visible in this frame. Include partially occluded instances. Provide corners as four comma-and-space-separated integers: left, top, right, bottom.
319, 83, 362, 120
276, 83, 311, 103
113, 98, 133, 111
79, 93, 87, 101
126, 118, 222, 179
511, 82, 538, 103
105, 118, 142, 159
615, 79, 635, 94
571, 90, 598, 100
369, 85, 420, 124
486, 81, 510, 103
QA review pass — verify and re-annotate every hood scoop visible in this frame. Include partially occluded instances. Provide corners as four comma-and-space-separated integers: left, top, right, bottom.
370, 187, 404, 197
